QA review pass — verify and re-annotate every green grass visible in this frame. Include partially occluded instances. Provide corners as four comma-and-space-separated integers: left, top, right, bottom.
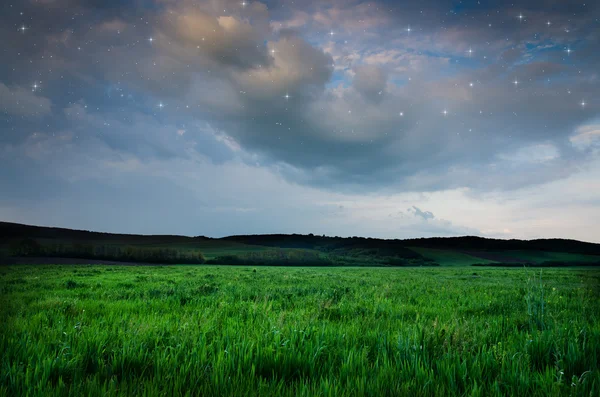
408, 247, 498, 266
1, 265, 599, 396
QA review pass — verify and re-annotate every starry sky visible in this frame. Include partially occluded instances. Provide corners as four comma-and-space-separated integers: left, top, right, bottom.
1, 0, 599, 242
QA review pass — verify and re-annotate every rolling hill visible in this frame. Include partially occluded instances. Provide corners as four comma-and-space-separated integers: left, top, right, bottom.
1, 221, 600, 266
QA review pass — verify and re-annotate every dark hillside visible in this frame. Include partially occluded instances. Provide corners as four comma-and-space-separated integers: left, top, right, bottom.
2, 222, 600, 266
0, 221, 210, 244
222, 234, 422, 258
404, 236, 600, 256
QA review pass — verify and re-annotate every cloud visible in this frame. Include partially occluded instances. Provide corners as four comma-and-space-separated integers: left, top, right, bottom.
353, 64, 387, 103
497, 143, 560, 164
61, 103, 240, 164
570, 124, 600, 151
1, 0, 600, 241
409, 206, 435, 221
232, 30, 333, 99
0, 83, 52, 116
5, 0, 598, 193
159, 4, 271, 70
271, 11, 310, 30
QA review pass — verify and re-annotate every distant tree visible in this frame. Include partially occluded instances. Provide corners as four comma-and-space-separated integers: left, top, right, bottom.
9, 239, 43, 256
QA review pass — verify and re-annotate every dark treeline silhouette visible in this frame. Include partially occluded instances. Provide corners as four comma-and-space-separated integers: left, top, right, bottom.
2, 222, 600, 266
205, 250, 333, 266
3, 221, 599, 255
403, 236, 600, 255
0, 222, 210, 244
223, 234, 600, 256
222, 234, 423, 258
204, 250, 437, 267
8, 238, 205, 264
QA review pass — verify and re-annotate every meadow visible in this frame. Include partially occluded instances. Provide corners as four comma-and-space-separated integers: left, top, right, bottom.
1, 265, 599, 396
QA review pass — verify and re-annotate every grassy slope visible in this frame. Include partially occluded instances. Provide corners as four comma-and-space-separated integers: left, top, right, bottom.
408, 247, 498, 266
470, 250, 600, 264
1, 265, 599, 396
409, 247, 600, 266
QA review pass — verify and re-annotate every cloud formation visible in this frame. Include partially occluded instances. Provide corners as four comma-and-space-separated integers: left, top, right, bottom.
0, 83, 52, 116
410, 206, 435, 221
0, 0, 599, 240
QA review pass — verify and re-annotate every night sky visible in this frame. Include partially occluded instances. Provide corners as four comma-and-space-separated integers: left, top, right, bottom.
1, 0, 599, 241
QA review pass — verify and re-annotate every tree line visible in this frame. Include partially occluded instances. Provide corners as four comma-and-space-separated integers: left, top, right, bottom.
8, 239, 206, 264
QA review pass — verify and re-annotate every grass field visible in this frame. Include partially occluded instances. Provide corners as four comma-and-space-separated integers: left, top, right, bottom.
1, 265, 599, 396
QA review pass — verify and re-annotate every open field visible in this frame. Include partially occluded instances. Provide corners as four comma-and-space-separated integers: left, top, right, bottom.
1, 265, 599, 396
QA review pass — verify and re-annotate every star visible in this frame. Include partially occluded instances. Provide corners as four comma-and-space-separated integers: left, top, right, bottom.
241, 1, 247, 7
283, 93, 291, 100
467, 48, 473, 56
566, 47, 572, 55
469, 82, 474, 87
513, 80, 519, 86
158, 102, 164, 109
148, 37, 154, 43
442, 109, 448, 116
406, 26, 412, 33
518, 13, 524, 21
546, 21, 552, 26
19, 25, 27, 33
581, 100, 586, 108
329, 30, 335, 37
399, 112, 404, 116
